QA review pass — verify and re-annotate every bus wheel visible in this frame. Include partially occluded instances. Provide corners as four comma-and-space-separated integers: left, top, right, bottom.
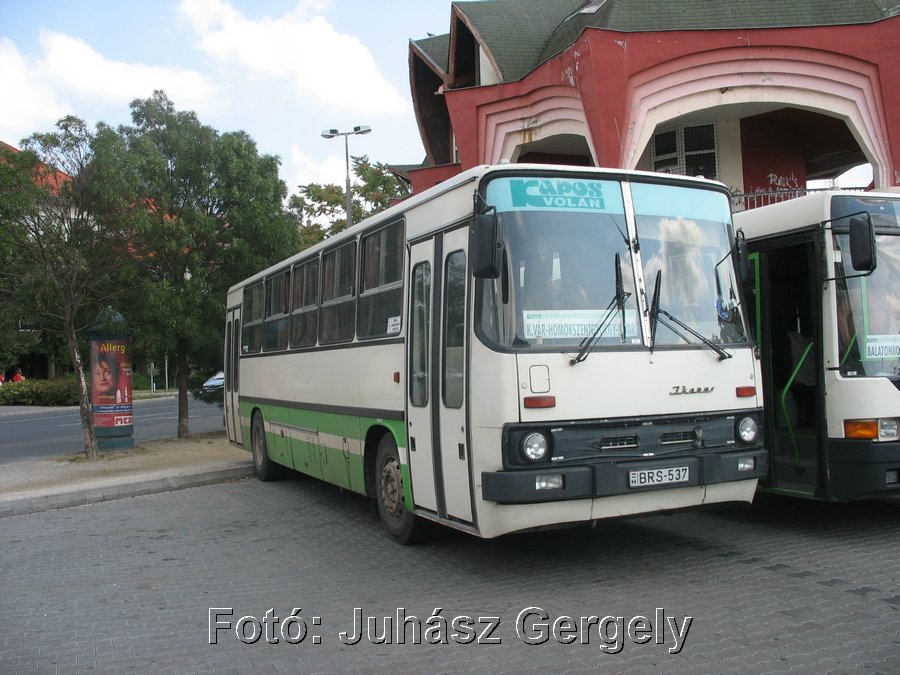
251, 412, 282, 481
375, 435, 422, 544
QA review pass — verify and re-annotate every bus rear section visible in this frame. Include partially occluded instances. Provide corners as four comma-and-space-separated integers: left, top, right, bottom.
736, 190, 900, 501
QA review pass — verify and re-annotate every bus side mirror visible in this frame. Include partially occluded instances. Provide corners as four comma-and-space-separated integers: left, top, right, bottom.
735, 230, 751, 283
471, 211, 501, 278
848, 213, 876, 272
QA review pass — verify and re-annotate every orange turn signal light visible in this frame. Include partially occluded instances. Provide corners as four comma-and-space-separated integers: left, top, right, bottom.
735, 386, 756, 398
844, 419, 878, 439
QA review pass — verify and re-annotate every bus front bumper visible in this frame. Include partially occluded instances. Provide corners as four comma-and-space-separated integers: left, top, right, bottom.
826, 438, 900, 501
481, 448, 768, 504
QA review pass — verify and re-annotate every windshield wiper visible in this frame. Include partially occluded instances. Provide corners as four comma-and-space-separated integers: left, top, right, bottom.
571, 253, 631, 365
648, 270, 732, 361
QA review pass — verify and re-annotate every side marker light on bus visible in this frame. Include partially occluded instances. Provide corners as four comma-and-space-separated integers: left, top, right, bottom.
524, 395, 556, 408
735, 386, 756, 398
393, 371, 400, 383
536, 474, 564, 491
886, 470, 899, 485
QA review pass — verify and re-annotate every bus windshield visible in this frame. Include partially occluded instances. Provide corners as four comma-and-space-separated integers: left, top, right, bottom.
835, 231, 900, 379
477, 176, 748, 350
635, 182, 747, 348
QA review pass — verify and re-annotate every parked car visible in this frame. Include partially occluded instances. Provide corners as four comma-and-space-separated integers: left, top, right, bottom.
195, 371, 224, 404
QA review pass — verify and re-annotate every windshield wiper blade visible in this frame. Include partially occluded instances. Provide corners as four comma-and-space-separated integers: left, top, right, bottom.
648, 270, 732, 361
571, 253, 631, 365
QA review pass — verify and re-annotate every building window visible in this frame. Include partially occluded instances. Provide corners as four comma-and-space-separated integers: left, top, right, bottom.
652, 123, 718, 179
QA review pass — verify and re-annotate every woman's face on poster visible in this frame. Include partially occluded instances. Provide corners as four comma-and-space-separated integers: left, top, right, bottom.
93, 359, 116, 395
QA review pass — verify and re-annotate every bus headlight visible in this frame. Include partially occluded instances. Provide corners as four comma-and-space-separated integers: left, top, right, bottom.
737, 416, 758, 444
522, 432, 549, 462
879, 418, 899, 442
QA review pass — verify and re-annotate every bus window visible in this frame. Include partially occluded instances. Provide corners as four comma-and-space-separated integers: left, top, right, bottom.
320, 241, 357, 343
241, 282, 264, 353
291, 258, 319, 348
443, 250, 466, 408
409, 262, 430, 407
264, 269, 290, 351
633, 183, 747, 346
834, 232, 900, 377
358, 221, 404, 339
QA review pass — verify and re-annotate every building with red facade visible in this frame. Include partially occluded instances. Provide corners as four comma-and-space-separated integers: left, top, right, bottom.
408, 0, 900, 204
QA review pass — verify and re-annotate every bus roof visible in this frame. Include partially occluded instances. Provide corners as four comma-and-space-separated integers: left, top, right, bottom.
229, 163, 728, 294
735, 189, 900, 241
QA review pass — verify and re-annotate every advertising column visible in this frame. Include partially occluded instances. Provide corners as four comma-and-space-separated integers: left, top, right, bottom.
90, 335, 134, 450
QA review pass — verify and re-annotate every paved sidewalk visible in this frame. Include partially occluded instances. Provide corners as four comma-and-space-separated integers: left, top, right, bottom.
0, 432, 254, 518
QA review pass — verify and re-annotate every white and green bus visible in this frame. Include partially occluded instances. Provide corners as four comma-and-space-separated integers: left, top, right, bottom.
735, 190, 899, 501
224, 164, 767, 543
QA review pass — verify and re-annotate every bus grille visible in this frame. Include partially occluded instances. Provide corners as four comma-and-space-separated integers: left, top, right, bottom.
599, 435, 638, 450
660, 430, 694, 446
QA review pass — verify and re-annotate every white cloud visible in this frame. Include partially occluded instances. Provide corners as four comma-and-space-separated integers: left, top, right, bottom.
178, 0, 407, 115
289, 145, 351, 188
35, 31, 218, 116
0, 30, 220, 146
0, 38, 72, 144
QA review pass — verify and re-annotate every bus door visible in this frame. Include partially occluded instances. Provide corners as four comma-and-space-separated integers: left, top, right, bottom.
407, 228, 474, 523
224, 306, 241, 445
754, 237, 826, 496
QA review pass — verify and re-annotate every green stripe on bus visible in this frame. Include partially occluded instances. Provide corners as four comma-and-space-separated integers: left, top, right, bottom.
240, 401, 410, 502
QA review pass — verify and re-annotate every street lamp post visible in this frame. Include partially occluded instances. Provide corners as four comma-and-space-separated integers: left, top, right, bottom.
321, 125, 371, 228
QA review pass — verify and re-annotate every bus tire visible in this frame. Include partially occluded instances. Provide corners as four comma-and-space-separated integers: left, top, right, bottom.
251, 412, 282, 481
375, 434, 423, 544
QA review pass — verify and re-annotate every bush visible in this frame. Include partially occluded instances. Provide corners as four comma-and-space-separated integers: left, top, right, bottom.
0, 378, 80, 406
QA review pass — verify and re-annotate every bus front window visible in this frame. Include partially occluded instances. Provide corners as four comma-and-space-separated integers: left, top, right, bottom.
835, 232, 900, 378
478, 176, 639, 350
633, 183, 748, 347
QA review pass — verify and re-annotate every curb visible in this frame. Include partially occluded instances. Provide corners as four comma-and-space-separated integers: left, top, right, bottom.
0, 465, 256, 519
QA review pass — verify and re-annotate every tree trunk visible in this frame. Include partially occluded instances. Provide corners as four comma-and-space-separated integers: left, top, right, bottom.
66, 320, 99, 459
176, 340, 190, 438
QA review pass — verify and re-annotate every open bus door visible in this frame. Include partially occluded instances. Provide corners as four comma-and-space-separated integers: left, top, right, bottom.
748, 235, 828, 498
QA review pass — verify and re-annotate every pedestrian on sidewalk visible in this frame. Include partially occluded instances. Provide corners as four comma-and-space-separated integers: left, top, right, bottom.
12, 368, 24, 383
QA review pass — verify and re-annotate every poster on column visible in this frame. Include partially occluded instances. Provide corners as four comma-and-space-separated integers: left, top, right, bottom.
90, 339, 133, 428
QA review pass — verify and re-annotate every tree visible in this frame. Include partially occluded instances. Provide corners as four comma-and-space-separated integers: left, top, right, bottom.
120, 91, 299, 437
0, 118, 134, 458
291, 156, 411, 239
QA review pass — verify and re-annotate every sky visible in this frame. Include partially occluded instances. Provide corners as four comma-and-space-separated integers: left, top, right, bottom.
1, 0, 873, 193
0, 0, 451, 192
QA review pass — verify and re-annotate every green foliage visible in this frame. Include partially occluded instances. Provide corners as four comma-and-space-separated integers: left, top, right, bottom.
0, 378, 79, 406
0, 90, 408, 427
117, 91, 301, 422
290, 155, 411, 241
354, 156, 411, 213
